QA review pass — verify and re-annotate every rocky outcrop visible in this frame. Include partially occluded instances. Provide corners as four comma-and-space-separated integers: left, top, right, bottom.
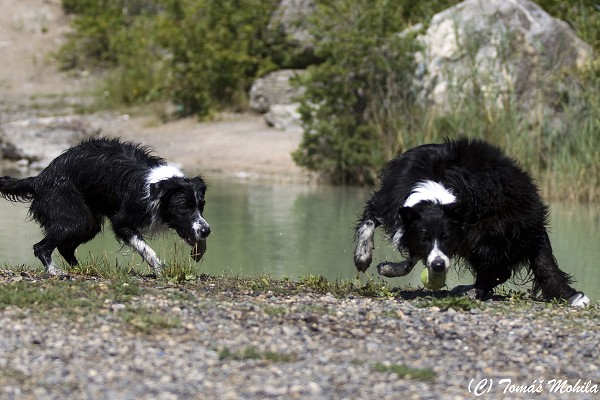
265, 104, 303, 133
268, 0, 316, 51
249, 69, 305, 113
415, 0, 592, 118
0, 116, 100, 170
256, 1, 315, 133
249, 69, 304, 132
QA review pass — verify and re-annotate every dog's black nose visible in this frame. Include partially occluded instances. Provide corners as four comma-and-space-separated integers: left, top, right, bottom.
200, 226, 211, 238
430, 258, 446, 273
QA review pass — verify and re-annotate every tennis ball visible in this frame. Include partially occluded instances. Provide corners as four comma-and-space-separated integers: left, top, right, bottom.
420, 268, 446, 290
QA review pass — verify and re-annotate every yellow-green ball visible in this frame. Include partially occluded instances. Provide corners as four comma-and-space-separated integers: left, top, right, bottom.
420, 268, 446, 290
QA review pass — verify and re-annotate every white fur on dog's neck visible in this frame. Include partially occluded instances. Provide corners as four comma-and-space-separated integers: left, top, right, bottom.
144, 165, 185, 233
404, 180, 456, 208
147, 165, 185, 184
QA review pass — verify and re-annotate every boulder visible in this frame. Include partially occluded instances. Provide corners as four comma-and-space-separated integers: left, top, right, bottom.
268, 0, 316, 50
265, 103, 303, 133
249, 69, 305, 113
415, 0, 592, 118
0, 115, 100, 169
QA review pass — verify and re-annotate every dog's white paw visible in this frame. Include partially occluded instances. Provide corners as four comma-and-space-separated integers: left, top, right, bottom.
46, 262, 65, 276
568, 292, 590, 307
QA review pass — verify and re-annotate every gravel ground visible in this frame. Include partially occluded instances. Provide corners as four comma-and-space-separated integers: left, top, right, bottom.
0, 271, 598, 400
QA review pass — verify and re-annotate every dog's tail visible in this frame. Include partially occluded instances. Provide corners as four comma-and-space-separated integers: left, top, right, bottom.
0, 176, 36, 202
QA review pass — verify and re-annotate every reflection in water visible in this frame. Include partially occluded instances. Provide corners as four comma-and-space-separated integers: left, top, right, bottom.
0, 174, 598, 301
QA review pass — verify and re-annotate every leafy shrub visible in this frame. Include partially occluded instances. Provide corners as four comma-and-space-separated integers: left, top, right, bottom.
292, 0, 441, 184
59, 0, 282, 117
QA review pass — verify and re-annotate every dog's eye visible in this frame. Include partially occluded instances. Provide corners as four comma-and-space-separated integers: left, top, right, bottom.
420, 233, 432, 242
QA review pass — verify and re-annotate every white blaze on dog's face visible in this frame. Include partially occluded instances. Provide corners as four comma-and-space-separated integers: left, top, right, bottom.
426, 240, 451, 274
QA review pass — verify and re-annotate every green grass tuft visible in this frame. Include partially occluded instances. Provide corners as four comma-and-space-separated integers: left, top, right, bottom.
372, 362, 436, 381
417, 296, 482, 312
217, 346, 295, 362
120, 306, 182, 334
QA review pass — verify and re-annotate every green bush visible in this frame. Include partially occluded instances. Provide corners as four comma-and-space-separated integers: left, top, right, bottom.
292, 0, 454, 184
159, 0, 281, 117
59, 0, 282, 117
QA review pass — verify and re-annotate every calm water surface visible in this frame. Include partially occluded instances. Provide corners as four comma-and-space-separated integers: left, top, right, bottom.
0, 174, 598, 301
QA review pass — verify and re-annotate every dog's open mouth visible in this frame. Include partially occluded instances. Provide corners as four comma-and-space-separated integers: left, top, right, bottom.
176, 230, 207, 261
190, 239, 207, 262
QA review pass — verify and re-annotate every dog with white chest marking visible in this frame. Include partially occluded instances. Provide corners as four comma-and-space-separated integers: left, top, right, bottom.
0, 137, 210, 276
354, 138, 589, 306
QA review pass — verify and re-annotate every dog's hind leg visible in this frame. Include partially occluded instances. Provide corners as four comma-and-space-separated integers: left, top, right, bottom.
530, 231, 589, 306
451, 267, 511, 301
33, 237, 64, 275
57, 243, 79, 266
57, 214, 103, 266
29, 186, 102, 275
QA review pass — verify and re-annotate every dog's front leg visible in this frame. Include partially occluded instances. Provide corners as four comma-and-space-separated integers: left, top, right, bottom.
128, 234, 164, 276
377, 259, 415, 277
354, 219, 377, 272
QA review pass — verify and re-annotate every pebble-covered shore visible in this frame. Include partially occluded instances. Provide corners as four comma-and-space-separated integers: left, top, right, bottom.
0, 271, 598, 400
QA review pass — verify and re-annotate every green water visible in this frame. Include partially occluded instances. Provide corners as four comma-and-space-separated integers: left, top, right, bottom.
0, 174, 598, 301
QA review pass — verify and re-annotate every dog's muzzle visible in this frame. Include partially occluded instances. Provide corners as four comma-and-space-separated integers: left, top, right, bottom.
189, 220, 210, 262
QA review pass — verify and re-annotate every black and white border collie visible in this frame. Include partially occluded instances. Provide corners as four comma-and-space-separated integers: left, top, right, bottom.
0, 137, 210, 276
354, 138, 589, 306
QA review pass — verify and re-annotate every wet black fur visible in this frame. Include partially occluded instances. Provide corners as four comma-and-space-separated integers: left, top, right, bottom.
355, 138, 582, 302
0, 137, 209, 273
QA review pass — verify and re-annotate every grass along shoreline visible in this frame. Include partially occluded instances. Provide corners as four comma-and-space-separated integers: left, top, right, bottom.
1, 266, 598, 327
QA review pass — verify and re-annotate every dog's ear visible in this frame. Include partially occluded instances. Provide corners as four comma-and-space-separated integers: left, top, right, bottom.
399, 206, 419, 225
149, 178, 181, 198
443, 202, 463, 221
190, 176, 207, 196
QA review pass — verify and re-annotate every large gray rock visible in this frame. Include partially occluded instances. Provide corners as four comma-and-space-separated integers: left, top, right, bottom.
249, 69, 305, 113
415, 0, 592, 117
0, 116, 100, 169
265, 104, 303, 133
268, 0, 316, 50
249, 69, 305, 133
